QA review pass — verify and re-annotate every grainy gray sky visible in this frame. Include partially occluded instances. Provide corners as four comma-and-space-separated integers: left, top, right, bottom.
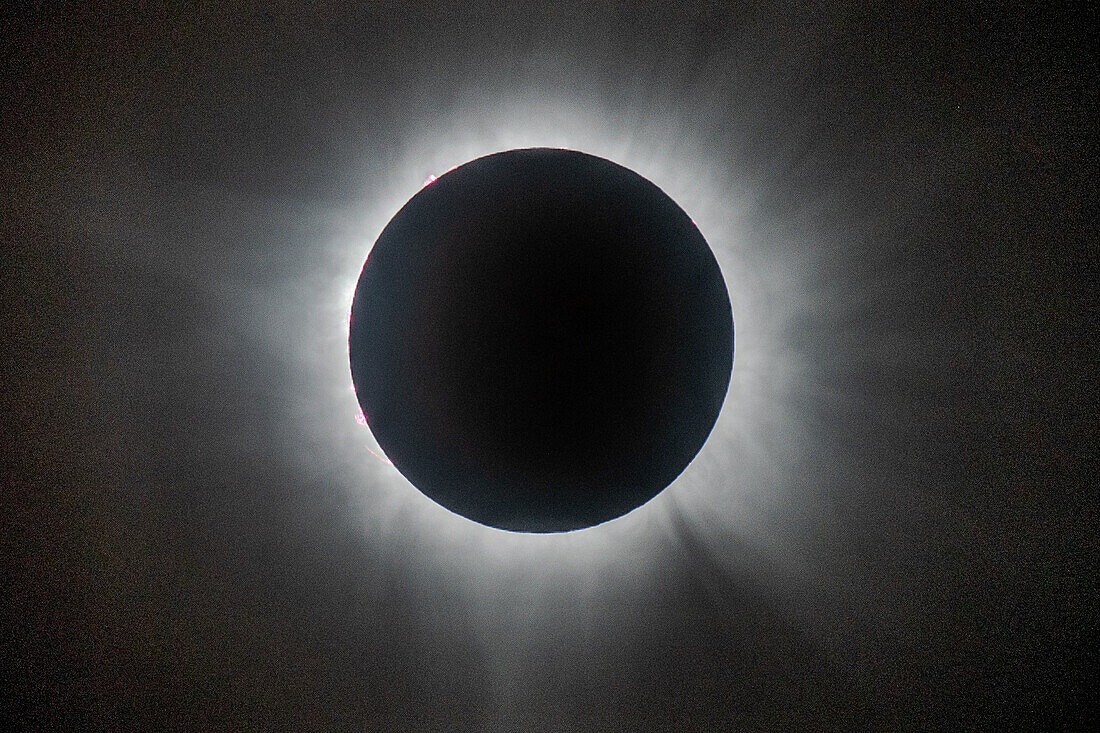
4, 2, 1093, 729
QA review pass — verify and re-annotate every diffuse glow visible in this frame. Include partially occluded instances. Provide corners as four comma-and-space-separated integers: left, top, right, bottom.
290, 90, 809, 583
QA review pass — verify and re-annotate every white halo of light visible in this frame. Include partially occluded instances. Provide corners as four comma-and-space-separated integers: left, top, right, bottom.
276, 89, 814, 593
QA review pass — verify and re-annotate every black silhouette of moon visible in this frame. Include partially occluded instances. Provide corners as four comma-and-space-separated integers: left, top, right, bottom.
350, 148, 732, 532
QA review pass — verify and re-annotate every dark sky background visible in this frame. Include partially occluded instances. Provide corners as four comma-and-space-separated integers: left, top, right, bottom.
4, 2, 1095, 730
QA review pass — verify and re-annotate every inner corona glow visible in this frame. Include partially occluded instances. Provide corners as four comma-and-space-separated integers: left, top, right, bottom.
318, 102, 763, 568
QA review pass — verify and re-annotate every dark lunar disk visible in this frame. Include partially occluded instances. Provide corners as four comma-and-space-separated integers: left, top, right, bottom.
350, 148, 733, 532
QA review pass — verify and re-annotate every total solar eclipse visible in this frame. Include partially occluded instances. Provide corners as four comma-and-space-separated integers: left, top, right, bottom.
349, 148, 733, 532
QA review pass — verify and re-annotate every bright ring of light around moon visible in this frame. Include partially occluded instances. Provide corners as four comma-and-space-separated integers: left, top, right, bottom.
302, 98, 802, 574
